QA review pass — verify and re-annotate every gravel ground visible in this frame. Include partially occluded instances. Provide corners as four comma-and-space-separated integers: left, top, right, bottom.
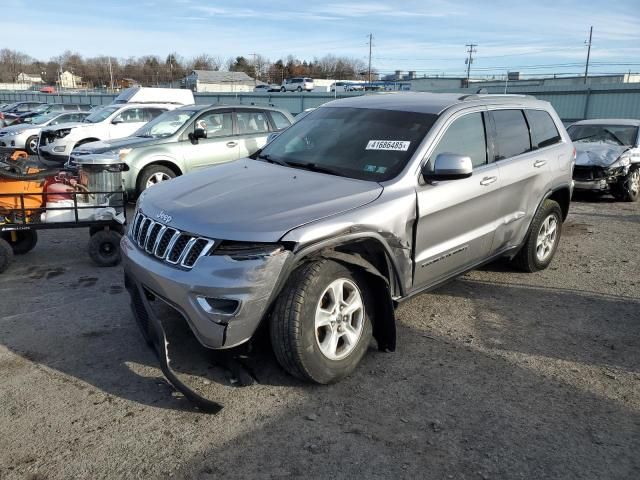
0, 196, 638, 480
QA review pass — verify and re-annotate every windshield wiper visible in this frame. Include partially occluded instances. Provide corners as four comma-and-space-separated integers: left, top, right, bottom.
136, 134, 153, 138
282, 160, 342, 177
256, 153, 288, 167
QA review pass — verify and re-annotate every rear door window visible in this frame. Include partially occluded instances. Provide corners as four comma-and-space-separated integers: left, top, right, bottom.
194, 111, 233, 137
269, 111, 292, 130
491, 109, 532, 160
142, 108, 166, 121
428, 112, 488, 168
525, 109, 561, 149
236, 111, 270, 134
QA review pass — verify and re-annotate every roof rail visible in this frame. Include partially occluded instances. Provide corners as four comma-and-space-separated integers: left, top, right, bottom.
458, 93, 536, 101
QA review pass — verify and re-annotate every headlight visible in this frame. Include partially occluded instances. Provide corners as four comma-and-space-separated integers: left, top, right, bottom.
609, 154, 631, 169
211, 241, 283, 260
118, 148, 132, 161
4, 130, 22, 136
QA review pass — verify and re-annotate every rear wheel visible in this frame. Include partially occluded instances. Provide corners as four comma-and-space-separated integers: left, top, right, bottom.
270, 259, 372, 384
296, 86, 303, 92
0, 238, 13, 273
512, 199, 562, 272
280, 86, 286, 92
611, 168, 639, 202
2, 230, 37, 254
136, 165, 177, 196
88, 230, 122, 267
25, 135, 38, 155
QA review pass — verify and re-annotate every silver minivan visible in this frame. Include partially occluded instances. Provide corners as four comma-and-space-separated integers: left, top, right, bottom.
281, 77, 314, 92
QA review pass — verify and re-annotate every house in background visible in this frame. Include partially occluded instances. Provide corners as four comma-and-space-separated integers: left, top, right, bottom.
182, 70, 255, 92
118, 78, 140, 89
58, 70, 83, 89
16, 73, 43, 85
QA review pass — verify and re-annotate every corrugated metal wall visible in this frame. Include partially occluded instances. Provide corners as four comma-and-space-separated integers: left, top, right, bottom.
1, 84, 639, 121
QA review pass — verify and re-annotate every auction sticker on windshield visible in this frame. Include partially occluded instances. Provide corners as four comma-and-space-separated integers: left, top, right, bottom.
366, 140, 410, 151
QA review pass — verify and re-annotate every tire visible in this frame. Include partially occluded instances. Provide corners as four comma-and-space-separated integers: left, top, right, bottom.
280, 86, 286, 92
611, 168, 639, 202
0, 238, 13, 274
25, 135, 38, 155
270, 259, 373, 384
512, 199, 563, 272
296, 86, 303, 92
88, 230, 122, 267
136, 165, 176, 196
74, 138, 98, 149
2, 230, 37, 255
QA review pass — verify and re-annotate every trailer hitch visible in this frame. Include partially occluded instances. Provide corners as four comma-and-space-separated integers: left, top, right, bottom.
127, 278, 223, 414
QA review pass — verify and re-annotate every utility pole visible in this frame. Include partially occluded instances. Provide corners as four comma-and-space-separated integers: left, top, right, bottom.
367, 33, 373, 84
108, 57, 114, 92
465, 43, 477, 85
584, 26, 593, 85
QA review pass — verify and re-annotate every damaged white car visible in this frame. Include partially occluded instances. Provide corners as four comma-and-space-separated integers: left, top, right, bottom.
568, 119, 640, 202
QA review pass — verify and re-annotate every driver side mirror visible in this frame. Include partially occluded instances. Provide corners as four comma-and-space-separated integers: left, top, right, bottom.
111, 117, 123, 124
422, 153, 473, 181
189, 127, 207, 143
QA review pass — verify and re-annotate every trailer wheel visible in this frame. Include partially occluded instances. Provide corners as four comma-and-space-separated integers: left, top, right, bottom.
88, 230, 122, 267
2, 230, 38, 255
0, 238, 13, 274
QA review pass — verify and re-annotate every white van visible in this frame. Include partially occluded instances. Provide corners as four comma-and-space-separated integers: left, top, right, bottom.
280, 78, 314, 92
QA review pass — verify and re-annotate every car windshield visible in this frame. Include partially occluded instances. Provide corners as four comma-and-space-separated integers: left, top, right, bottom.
568, 124, 638, 147
83, 106, 119, 123
133, 108, 198, 138
31, 104, 50, 113
29, 113, 58, 125
259, 107, 437, 181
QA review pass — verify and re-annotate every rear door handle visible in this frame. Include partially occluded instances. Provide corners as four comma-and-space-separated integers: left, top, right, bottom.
480, 176, 497, 186
534, 159, 547, 168
226, 141, 237, 148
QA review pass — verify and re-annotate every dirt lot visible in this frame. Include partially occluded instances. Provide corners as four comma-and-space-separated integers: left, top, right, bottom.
1, 196, 638, 480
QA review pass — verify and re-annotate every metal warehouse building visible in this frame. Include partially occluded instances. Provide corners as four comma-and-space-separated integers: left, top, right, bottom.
183, 70, 256, 93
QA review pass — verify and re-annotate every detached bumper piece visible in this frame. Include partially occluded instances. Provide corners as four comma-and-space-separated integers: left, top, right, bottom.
125, 273, 223, 414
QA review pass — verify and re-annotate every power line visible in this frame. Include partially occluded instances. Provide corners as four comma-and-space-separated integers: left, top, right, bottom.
584, 26, 593, 84
465, 43, 477, 82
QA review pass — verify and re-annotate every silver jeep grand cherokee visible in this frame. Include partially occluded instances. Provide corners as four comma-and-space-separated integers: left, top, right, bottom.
123, 93, 574, 397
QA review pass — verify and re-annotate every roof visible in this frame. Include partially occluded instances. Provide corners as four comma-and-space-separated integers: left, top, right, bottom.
323, 92, 548, 115
191, 70, 254, 83
571, 118, 640, 127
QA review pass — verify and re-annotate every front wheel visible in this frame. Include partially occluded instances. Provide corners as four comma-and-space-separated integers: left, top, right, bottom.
296, 86, 303, 92
270, 259, 372, 384
611, 168, 639, 202
25, 135, 38, 155
136, 165, 177, 196
280, 86, 286, 92
512, 199, 562, 272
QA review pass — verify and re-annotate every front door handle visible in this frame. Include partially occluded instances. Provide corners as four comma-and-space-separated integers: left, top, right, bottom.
534, 159, 547, 168
226, 141, 237, 148
480, 176, 497, 186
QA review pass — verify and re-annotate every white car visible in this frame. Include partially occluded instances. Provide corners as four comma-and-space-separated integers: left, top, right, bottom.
280, 77, 314, 92
0, 111, 89, 154
38, 87, 194, 162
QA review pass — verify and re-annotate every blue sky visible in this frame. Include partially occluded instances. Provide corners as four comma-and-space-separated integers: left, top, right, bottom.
3, 0, 639, 77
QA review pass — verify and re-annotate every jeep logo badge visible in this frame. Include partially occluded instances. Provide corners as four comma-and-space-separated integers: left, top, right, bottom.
156, 210, 172, 224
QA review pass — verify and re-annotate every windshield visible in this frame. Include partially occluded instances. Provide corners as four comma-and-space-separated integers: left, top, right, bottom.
568, 124, 638, 147
83, 106, 119, 124
31, 104, 51, 114
29, 113, 58, 125
133, 108, 197, 138
259, 107, 437, 181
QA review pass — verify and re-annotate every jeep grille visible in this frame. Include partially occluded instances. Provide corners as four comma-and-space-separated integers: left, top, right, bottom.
130, 212, 215, 269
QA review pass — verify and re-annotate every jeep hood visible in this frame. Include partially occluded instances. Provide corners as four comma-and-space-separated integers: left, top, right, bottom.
574, 142, 628, 168
74, 136, 162, 154
140, 158, 383, 242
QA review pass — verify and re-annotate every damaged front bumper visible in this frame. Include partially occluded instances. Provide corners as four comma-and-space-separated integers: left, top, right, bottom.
572, 165, 626, 192
121, 234, 292, 410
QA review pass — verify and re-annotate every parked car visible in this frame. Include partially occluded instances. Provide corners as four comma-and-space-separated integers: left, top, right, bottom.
38, 87, 194, 162
68, 104, 293, 196
0, 101, 45, 114
17, 103, 93, 123
0, 112, 20, 127
0, 111, 90, 154
280, 77, 314, 92
254, 84, 280, 93
40, 86, 56, 93
123, 93, 573, 396
568, 119, 639, 202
